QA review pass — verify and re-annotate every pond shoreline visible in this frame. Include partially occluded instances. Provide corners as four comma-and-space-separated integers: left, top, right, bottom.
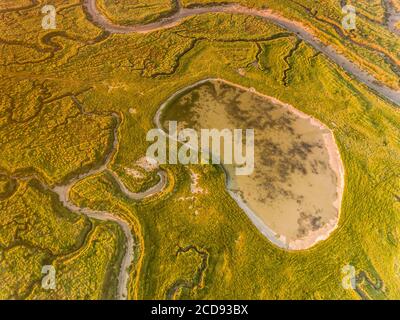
154, 78, 345, 251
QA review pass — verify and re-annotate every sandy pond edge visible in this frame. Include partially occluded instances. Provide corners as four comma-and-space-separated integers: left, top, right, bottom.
154, 78, 346, 251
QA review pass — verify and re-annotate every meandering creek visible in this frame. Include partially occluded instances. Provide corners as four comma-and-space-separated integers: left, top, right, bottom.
83, 0, 400, 106
52, 102, 167, 300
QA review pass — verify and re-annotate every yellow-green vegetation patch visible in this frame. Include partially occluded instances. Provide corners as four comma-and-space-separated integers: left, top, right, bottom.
178, 13, 285, 40
256, 36, 299, 85
0, 181, 90, 253
0, 175, 16, 200
348, 0, 386, 23
0, 176, 9, 194
0, 245, 48, 299
0, 0, 101, 47
0, 0, 33, 11
0, 180, 123, 299
0, 93, 115, 185
182, 0, 400, 90
28, 222, 124, 300
165, 245, 209, 300
97, 0, 177, 25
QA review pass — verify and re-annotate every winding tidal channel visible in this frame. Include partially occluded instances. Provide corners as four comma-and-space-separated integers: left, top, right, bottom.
52, 99, 167, 300
83, 0, 400, 106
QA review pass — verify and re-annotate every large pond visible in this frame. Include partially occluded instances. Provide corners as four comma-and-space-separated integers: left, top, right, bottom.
157, 79, 344, 250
